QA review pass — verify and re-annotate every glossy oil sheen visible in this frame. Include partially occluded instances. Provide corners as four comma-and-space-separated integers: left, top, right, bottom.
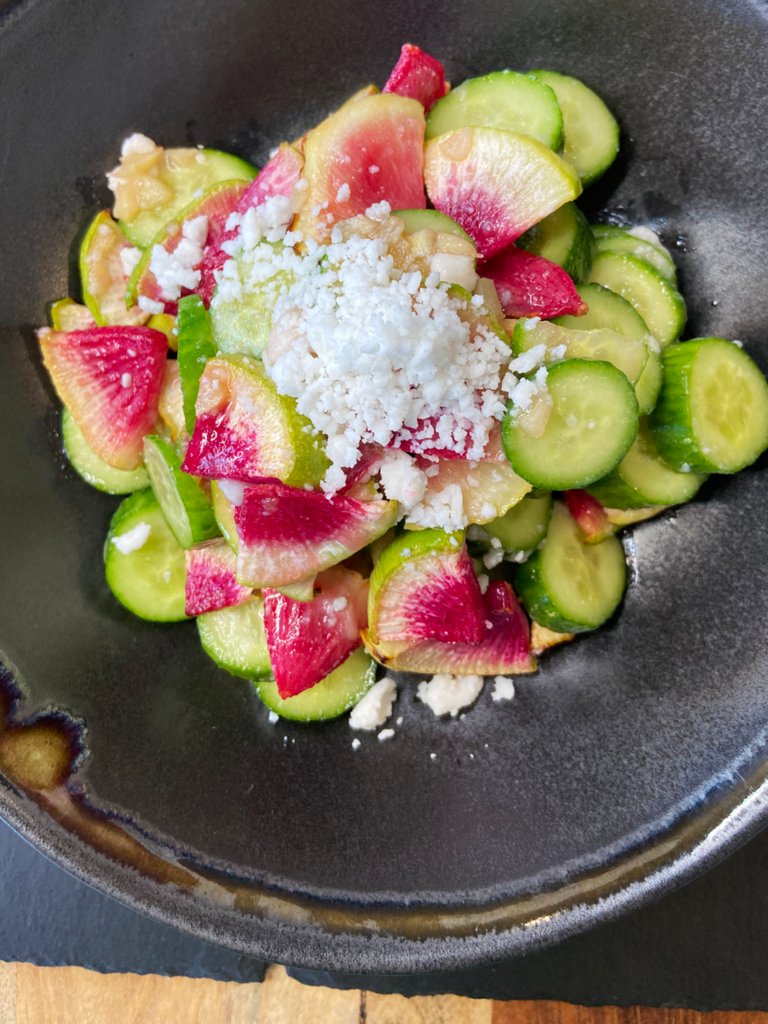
1, 0, 768, 974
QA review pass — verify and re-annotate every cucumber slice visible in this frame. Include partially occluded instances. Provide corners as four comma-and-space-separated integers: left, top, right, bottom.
591, 226, 677, 282
589, 252, 686, 349
210, 241, 290, 359
586, 419, 707, 508
515, 501, 627, 632
425, 71, 564, 151
210, 481, 238, 553
516, 203, 595, 284
105, 489, 188, 621
484, 492, 553, 552
142, 435, 220, 548
198, 596, 270, 679
502, 358, 639, 490
529, 70, 620, 187
555, 283, 653, 341
176, 295, 216, 433
62, 409, 149, 494
119, 149, 256, 249
392, 208, 473, 244
512, 318, 648, 385
650, 338, 768, 473
634, 347, 663, 416
48, 298, 94, 332
254, 646, 376, 722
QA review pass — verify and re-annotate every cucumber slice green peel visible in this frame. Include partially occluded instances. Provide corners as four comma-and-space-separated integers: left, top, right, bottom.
555, 283, 654, 341
177, 294, 217, 433
484, 493, 553, 552
586, 418, 708, 509
516, 202, 595, 284
425, 70, 565, 151
198, 596, 271, 679
62, 409, 149, 495
512, 318, 649, 386
650, 338, 768, 473
104, 489, 188, 622
591, 226, 677, 282
502, 358, 640, 491
529, 70, 620, 187
589, 251, 686, 349
392, 208, 473, 245
515, 501, 627, 633
255, 647, 376, 722
143, 435, 220, 549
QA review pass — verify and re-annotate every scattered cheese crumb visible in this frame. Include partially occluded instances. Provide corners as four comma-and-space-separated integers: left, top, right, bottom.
121, 372, 132, 388
396, 716, 403, 725
111, 521, 151, 554
335, 183, 351, 203
120, 246, 142, 277
267, 710, 279, 724
417, 674, 484, 717
331, 596, 348, 612
149, 215, 209, 301
477, 573, 490, 594
138, 295, 164, 315
349, 677, 397, 730
492, 676, 516, 702
218, 480, 245, 506
430, 752, 437, 760
377, 728, 395, 742
369, 165, 380, 174
351, 738, 361, 751
120, 133, 156, 157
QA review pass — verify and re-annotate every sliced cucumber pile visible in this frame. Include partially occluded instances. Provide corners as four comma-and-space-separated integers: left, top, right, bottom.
425, 71, 564, 150
529, 70, 620, 186
586, 419, 708, 509
591, 224, 677, 282
62, 409, 149, 494
589, 251, 686, 349
650, 339, 768, 473
515, 501, 627, 632
143, 435, 220, 549
255, 647, 376, 722
105, 489, 188, 621
198, 596, 271, 679
516, 202, 594, 284
512, 318, 649, 386
555, 282, 653, 341
502, 358, 640, 490
484, 492, 553, 552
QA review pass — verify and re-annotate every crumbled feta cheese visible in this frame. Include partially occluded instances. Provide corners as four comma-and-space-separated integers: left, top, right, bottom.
149, 215, 209, 301
364, 200, 391, 221
430, 252, 477, 292
369, 165, 380, 174
121, 373, 132, 388
377, 728, 395, 742
477, 573, 490, 594
267, 710, 279, 724
406, 483, 467, 532
331, 596, 348, 612
120, 132, 156, 157
351, 738, 361, 751
731, 339, 743, 348
483, 547, 504, 569
396, 716, 403, 725
492, 676, 516, 702
430, 752, 437, 760
218, 479, 245, 506
120, 246, 142, 278
417, 674, 484, 717
349, 677, 397, 730
335, 183, 351, 203
377, 450, 428, 507
127, 348, 137, 357
111, 521, 151, 554
138, 295, 165, 315
680, 462, 691, 473
508, 344, 547, 376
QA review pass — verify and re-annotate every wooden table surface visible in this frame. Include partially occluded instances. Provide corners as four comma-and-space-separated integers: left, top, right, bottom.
0, 963, 764, 1024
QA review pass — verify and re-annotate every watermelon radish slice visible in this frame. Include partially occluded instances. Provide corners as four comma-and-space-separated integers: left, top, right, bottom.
364, 580, 536, 674
198, 144, 304, 306
295, 93, 427, 242
181, 355, 330, 488
234, 483, 398, 588
127, 180, 250, 315
185, 539, 252, 617
479, 245, 588, 319
368, 529, 486, 646
263, 566, 369, 697
382, 43, 449, 112
563, 489, 616, 544
424, 127, 582, 258
37, 326, 167, 470
79, 211, 148, 327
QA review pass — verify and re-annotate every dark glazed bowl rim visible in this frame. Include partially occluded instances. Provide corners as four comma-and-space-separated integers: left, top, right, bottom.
2, 750, 768, 973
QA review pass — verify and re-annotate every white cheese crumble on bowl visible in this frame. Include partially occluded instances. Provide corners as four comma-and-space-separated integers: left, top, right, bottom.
349, 676, 397, 731
417, 674, 484, 717
491, 676, 516, 702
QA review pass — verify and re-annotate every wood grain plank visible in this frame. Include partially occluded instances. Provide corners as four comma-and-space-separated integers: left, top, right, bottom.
0, 963, 16, 1024
366, 988, 493, 1023
258, 965, 360, 1024
14, 962, 261, 1024
491, 1002, 768, 1024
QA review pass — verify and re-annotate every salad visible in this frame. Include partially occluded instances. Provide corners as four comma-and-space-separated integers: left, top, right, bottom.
36, 44, 768, 735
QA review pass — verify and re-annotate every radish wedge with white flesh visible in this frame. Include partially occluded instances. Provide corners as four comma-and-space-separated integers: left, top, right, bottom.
143, 435, 220, 549
105, 489, 188, 621
364, 580, 536, 675
529, 70, 620, 187
423, 126, 582, 258
62, 409, 149, 494
367, 529, 487, 651
37, 325, 168, 471
586, 418, 708, 509
255, 647, 377, 722
185, 540, 251, 617
502, 358, 640, 491
650, 338, 768, 473
234, 483, 398, 589
512, 317, 650, 386
176, 294, 216, 434
425, 70, 564, 151
182, 355, 331, 488
515, 501, 627, 633
198, 596, 271, 680
79, 210, 147, 326
48, 298, 95, 332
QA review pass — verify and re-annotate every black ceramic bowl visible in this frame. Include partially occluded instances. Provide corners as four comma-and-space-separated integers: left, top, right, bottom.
2, 0, 768, 975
